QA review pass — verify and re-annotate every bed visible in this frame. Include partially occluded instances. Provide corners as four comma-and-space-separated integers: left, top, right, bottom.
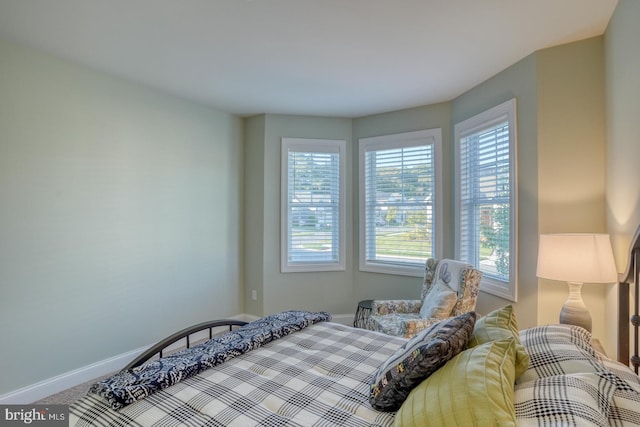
69, 239, 640, 427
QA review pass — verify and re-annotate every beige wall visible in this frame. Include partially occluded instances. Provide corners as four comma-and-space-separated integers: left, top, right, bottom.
535, 37, 610, 350
605, 0, 640, 358
0, 38, 244, 395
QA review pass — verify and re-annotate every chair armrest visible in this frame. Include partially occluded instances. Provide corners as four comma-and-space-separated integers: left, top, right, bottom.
371, 299, 422, 315
402, 317, 442, 339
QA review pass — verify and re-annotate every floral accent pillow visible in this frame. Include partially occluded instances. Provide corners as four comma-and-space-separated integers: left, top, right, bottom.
418, 282, 457, 319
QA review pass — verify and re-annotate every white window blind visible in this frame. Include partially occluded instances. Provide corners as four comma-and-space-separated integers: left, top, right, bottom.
359, 129, 442, 276
281, 138, 345, 272
455, 98, 517, 301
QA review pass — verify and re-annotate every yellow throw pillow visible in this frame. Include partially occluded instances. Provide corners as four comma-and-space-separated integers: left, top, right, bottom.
394, 338, 517, 427
468, 305, 530, 379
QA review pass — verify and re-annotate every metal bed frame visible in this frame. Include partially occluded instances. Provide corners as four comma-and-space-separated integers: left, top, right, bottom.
618, 225, 640, 374
122, 319, 248, 372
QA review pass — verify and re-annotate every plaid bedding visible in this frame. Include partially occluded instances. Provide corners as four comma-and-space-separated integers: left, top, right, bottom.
598, 355, 640, 426
70, 321, 640, 427
516, 324, 640, 427
90, 310, 332, 410
70, 322, 406, 427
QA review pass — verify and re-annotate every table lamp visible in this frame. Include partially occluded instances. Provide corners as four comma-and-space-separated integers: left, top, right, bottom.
536, 233, 617, 332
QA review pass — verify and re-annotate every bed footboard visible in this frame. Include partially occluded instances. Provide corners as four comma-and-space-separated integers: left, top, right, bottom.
123, 319, 248, 372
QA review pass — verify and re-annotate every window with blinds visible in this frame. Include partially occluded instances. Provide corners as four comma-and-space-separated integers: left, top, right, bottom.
281, 138, 346, 272
359, 129, 442, 276
455, 99, 517, 301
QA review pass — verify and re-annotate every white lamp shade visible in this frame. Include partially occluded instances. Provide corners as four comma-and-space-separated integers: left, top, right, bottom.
537, 233, 617, 283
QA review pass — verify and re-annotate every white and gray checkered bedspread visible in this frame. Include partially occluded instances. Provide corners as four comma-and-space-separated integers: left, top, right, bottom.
515, 325, 640, 426
71, 321, 640, 426
70, 322, 406, 427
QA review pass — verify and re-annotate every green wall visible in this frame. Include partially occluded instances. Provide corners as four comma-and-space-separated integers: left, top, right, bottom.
1, 3, 629, 394
243, 107, 454, 317
243, 115, 266, 316
243, 114, 355, 316
351, 103, 452, 303
244, 39, 609, 335
0, 38, 244, 395
451, 53, 539, 327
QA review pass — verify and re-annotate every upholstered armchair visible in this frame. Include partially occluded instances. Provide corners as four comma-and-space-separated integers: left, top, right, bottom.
365, 258, 482, 338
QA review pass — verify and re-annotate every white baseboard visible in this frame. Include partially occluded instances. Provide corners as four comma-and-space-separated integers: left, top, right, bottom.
330, 313, 355, 326
0, 312, 353, 404
0, 313, 250, 404
0, 345, 147, 404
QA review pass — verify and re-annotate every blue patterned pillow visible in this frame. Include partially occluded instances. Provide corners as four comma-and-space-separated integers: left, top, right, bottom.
369, 311, 476, 411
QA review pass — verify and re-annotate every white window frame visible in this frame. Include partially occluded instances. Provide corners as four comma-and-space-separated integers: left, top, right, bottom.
281, 138, 346, 273
359, 129, 443, 277
454, 98, 518, 301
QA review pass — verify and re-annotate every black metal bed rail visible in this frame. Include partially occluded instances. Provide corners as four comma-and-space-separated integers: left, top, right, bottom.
122, 319, 248, 372
631, 248, 640, 374
619, 227, 640, 375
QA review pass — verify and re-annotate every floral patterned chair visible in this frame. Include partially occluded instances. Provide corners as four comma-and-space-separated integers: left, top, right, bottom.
365, 258, 482, 339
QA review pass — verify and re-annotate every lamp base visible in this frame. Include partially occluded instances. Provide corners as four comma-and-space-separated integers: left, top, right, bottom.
559, 282, 592, 333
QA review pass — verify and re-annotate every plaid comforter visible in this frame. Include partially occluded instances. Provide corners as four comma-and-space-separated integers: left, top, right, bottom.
90, 311, 333, 410
70, 322, 406, 427
70, 321, 640, 426
515, 324, 640, 426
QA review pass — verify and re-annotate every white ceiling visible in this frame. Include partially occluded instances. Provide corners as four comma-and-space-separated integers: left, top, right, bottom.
0, 0, 618, 118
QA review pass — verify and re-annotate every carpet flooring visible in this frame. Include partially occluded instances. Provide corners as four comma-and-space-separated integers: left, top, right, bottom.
34, 372, 114, 405
32, 328, 235, 404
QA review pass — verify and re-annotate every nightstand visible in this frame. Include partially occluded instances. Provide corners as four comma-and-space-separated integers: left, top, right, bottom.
353, 299, 373, 328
